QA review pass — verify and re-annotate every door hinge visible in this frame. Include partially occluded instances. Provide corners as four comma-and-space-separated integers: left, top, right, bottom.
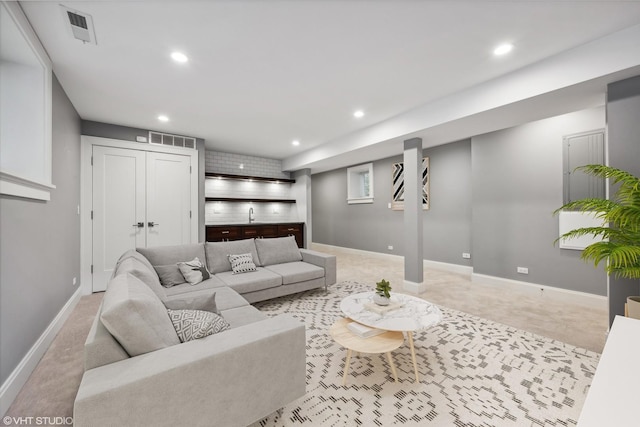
190, 210, 192, 218
190, 166, 192, 174
90, 265, 93, 274
91, 156, 93, 166
91, 210, 93, 220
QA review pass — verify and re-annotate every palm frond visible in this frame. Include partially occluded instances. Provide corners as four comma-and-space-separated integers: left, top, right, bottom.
554, 165, 640, 282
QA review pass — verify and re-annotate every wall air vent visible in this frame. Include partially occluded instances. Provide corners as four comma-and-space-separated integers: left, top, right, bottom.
149, 131, 196, 150
61, 5, 97, 45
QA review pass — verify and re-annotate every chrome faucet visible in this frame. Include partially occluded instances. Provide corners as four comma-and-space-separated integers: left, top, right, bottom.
249, 206, 255, 223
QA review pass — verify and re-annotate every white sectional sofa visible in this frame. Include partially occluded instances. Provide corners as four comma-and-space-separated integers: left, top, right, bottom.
74, 236, 337, 427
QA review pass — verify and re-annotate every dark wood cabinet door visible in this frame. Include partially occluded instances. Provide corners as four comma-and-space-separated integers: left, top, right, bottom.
206, 226, 241, 241
278, 224, 304, 247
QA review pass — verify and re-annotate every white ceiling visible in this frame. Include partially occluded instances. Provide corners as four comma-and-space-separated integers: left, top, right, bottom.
20, 1, 640, 172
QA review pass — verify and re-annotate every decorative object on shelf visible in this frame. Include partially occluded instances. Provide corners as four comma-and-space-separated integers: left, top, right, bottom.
374, 279, 392, 306
391, 157, 429, 211
554, 165, 640, 319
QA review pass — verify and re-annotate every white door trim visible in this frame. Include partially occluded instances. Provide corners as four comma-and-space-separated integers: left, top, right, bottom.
80, 135, 199, 295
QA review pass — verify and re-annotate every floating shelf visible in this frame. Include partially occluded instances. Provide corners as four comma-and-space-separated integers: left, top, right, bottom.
205, 172, 295, 184
205, 197, 296, 203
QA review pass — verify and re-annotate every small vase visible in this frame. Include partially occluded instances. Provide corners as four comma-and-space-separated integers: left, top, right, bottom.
373, 294, 390, 306
627, 296, 640, 320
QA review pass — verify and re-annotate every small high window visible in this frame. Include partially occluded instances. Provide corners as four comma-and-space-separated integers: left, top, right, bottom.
347, 163, 374, 204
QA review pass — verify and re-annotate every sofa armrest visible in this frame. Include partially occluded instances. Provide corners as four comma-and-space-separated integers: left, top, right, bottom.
74, 314, 306, 427
300, 249, 337, 287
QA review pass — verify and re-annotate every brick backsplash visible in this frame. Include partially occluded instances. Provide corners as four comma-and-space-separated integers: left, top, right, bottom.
205, 150, 290, 179
204, 171, 297, 224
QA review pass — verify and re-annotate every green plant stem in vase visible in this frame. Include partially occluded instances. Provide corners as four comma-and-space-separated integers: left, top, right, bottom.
374, 279, 392, 306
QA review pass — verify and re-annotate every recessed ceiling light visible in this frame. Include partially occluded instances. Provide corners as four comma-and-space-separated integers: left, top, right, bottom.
292, 140, 300, 146
157, 115, 169, 122
171, 51, 188, 63
239, 163, 244, 170
353, 110, 365, 118
493, 43, 513, 56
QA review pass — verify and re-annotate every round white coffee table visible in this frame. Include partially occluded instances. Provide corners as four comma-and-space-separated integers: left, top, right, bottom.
329, 318, 404, 385
340, 292, 442, 382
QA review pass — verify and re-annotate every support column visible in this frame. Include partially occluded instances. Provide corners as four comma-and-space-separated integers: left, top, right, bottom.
403, 138, 425, 294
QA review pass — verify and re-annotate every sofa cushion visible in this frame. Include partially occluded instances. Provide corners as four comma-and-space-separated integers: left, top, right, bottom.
163, 292, 219, 314
114, 249, 156, 277
167, 309, 230, 342
100, 273, 180, 357
229, 253, 257, 274
154, 264, 187, 288
163, 276, 227, 297
177, 257, 210, 285
219, 305, 268, 328
215, 267, 282, 294
137, 243, 206, 268
205, 239, 261, 273
265, 261, 325, 285
114, 256, 165, 300
254, 236, 302, 266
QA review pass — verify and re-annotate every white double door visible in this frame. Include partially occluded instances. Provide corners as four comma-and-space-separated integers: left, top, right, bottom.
92, 145, 192, 291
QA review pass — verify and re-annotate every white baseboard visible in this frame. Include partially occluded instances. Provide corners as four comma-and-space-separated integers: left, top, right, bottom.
0, 288, 82, 417
403, 280, 427, 294
311, 242, 473, 276
471, 273, 607, 310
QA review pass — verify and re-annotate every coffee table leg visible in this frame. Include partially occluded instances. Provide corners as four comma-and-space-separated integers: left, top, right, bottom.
342, 349, 353, 386
407, 333, 419, 383
386, 352, 398, 382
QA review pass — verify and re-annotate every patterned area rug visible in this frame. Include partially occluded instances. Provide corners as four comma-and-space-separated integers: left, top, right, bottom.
252, 281, 599, 427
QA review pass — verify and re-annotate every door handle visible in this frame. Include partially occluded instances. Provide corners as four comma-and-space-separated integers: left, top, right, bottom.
148, 222, 159, 227
132, 222, 144, 228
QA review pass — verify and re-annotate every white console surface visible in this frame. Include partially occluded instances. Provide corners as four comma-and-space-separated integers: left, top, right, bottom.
578, 315, 640, 427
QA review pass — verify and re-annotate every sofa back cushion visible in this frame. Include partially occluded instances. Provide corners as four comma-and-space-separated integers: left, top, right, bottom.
115, 256, 166, 300
255, 236, 302, 266
205, 239, 260, 273
100, 273, 180, 357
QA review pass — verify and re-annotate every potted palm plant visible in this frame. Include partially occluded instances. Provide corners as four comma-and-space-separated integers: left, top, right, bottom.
555, 164, 640, 318
374, 279, 392, 306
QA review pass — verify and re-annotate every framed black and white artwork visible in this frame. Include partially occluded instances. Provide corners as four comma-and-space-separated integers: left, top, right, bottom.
391, 157, 429, 211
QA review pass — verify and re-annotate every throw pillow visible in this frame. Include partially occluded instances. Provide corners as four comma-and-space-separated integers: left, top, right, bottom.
228, 253, 257, 274
177, 257, 211, 285
167, 309, 230, 342
154, 264, 187, 288
100, 273, 180, 356
163, 292, 219, 315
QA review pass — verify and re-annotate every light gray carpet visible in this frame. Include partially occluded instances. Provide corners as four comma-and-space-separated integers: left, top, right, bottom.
253, 281, 599, 426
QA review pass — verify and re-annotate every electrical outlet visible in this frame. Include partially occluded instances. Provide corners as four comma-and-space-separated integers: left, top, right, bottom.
462, 252, 471, 259
517, 267, 529, 274
73, 277, 77, 286
387, 245, 393, 250
388, 202, 391, 209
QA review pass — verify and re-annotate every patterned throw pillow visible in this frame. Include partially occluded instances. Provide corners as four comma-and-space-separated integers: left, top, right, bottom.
228, 253, 257, 274
167, 309, 230, 342
177, 257, 211, 285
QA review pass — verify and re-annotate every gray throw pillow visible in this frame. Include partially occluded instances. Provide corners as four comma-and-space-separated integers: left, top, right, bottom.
228, 253, 257, 274
254, 236, 302, 266
167, 309, 230, 342
154, 264, 187, 288
100, 273, 180, 356
163, 292, 219, 315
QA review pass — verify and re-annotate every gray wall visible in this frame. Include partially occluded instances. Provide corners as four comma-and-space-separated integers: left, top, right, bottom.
0, 75, 81, 385
313, 139, 472, 266
472, 107, 607, 295
606, 75, 640, 323
313, 108, 607, 296
81, 121, 206, 242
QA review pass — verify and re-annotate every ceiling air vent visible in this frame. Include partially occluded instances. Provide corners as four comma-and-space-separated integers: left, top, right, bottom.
149, 131, 196, 150
61, 5, 97, 45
